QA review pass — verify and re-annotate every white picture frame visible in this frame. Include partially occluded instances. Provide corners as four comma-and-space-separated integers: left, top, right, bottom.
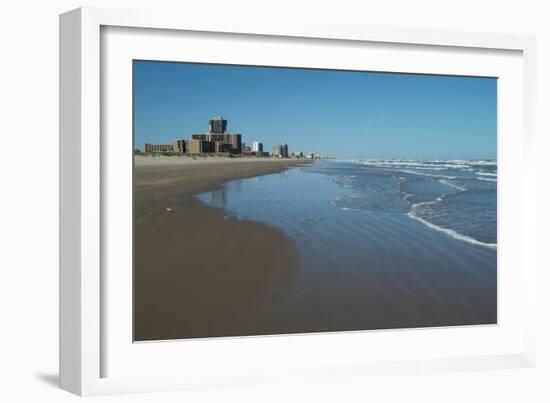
59, 6, 537, 396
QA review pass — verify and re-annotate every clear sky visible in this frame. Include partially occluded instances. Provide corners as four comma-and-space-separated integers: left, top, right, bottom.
134, 61, 496, 160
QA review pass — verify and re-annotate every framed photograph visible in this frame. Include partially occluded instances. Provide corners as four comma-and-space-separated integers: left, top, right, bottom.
60, 7, 537, 396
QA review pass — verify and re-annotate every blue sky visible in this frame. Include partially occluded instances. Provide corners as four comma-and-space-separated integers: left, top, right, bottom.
134, 61, 496, 160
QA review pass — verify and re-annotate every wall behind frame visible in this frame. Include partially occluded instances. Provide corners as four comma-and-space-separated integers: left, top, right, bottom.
1, 1, 548, 402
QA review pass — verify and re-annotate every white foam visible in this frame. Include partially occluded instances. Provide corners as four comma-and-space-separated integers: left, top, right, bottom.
407, 211, 497, 249
439, 179, 467, 191
444, 160, 497, 167
475, 172, 497, 177
477, 177, 497, 183
467, 160, 497, 166
365, 162, 469, 170
338, 159, 493, 170
409, 200, 440, 210
397, 169, 458, 180
413, 167, 447, 171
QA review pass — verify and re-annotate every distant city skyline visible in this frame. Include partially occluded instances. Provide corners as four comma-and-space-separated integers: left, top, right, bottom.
134, 61, 497, 160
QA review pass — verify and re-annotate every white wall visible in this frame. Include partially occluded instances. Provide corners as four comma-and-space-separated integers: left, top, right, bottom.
1, 0, 548, 401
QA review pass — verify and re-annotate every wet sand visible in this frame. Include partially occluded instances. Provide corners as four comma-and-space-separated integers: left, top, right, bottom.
133, 156, 309, 341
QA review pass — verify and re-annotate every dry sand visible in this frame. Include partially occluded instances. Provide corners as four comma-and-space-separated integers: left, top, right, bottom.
133, 156, 310, 341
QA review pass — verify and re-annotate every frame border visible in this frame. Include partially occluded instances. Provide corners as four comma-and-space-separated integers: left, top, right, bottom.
59, 6, 537, 396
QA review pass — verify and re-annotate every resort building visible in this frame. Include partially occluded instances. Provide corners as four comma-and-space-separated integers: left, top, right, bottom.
272, 143, 289, 158
186, 139, 215, 154
143, 117, 302, 158
173, 139, 186, 153
228, 134, 242, 153
252, 141, 263, 153
144, 143, 176, 153
215, 142, 230, 153
208, 116, 227, 134
191, 116, 242, 154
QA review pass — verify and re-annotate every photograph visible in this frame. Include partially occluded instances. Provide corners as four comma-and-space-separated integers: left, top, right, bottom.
133, 60, 497, 341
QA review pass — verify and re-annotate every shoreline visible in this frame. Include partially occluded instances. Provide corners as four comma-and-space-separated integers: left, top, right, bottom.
134, 157, 310, 341
193, 159, 496, 334
134, 156, 496, 340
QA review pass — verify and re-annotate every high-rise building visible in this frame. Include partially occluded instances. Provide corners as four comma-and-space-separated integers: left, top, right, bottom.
190, 117, 242, 154
272, 143, 289, 158
252, 141, 263, 153
281, 143, 288, 158
208, 116, 227, 134
228, 134, 242, 153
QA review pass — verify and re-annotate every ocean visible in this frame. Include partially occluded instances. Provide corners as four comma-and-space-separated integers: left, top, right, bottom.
197, 159, 497, 330
335, 159, 497, 248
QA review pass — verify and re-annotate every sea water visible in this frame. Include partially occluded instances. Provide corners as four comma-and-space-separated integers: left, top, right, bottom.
198, 159, 497, 249
197, 160, 497, 328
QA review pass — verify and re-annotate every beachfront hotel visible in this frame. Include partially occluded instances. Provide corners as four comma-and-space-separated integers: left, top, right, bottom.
173, 140, 186, 153
190, 116, 242, 154
272, 143, 289, 158
252, 141, 263, 153
144, 140, 186, 153
143, 143, 176, 153
142, 116, 303, 159
143, 117, 242, 155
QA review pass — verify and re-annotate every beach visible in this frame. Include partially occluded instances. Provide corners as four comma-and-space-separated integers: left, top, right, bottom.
134, 156, 310, 341
134, 156, 497, 341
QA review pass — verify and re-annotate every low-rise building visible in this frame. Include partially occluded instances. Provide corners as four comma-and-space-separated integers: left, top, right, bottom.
144, 143, 176, 153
